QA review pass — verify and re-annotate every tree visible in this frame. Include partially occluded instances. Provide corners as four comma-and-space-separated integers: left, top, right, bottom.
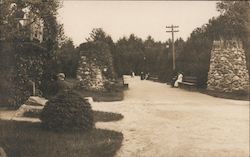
178, 27, 213, 87
114, 34, 145, 76
78, 29, 116, 80
56, 38, 79, 78
144, 36, 166, 77
0, 0, 62, 106
216, 1, 250, 75
176, 1, 250, 88
86, 28, 115, 54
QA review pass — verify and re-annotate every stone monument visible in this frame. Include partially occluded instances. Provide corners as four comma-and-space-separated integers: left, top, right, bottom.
207, 39, 249, 92
77, 56, 106, 91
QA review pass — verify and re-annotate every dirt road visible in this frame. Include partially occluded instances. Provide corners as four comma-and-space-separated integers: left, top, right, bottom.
92, 76, 249, 157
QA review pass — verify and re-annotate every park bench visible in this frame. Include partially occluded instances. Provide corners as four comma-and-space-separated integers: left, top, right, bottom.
148, 74, 158, 82
123, 83, 129, 89
122, 76, 129, 89
178, 76, 198, 90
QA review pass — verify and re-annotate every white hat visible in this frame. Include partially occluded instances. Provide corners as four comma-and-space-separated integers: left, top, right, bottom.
57, 73, 65, 78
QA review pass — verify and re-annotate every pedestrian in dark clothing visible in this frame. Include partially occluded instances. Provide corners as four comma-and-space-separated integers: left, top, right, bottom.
140, 72, 145, 80
55, 73, 71, 94
171, 71, 178, 87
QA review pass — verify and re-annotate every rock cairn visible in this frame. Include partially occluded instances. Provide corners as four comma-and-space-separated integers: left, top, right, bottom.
77, 56, 106, 91
207, 39, 249, 92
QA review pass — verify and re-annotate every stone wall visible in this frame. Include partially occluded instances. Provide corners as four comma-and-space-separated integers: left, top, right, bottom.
77, 56, 106, 91
207, 40, 249, 92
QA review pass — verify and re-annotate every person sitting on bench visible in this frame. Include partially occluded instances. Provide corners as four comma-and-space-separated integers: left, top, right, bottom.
174, 72, 183, 87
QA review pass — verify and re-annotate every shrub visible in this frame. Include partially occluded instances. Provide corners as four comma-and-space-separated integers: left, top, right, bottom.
104, 81, 123, 92
40, 91, 94, 131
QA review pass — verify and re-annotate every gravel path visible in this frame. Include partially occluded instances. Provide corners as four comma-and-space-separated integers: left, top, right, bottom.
92, 76, 249, 157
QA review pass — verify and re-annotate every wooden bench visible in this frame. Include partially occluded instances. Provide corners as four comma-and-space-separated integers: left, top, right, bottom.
178, 76, 197, 90
123, 83, 129, 89
122, 76, 129, 89
148, 74, 158, 82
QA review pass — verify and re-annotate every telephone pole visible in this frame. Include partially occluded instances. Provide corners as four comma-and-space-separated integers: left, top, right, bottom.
166, 25, 179, 71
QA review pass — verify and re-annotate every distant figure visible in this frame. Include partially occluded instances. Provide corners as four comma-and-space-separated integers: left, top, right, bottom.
140, 72, 145, 80
55, 73, 71, 93
131, 71, 135, 78
57, 73, 65, 81
145, 73, 149, 80
171, 71, 178, 87
174, 72, 183, 87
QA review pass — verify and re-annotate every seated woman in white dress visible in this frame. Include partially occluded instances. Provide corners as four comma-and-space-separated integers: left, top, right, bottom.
174, 72, 183, 87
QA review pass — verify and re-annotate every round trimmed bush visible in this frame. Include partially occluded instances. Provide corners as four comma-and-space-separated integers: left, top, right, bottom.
40, 91, 93, 131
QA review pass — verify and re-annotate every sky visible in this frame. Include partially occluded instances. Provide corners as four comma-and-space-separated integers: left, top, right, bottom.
58, 1, 220, 46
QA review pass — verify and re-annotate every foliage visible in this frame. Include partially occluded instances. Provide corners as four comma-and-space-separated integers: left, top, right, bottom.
56, 38, 79, 78
114, 34, 145, 76
0, 0, 62, 44
113, 34, 185, 82
216, 1, 249, 39
78, 36, 116, 80
177, 27, 213, 87
87, 28, 116, 60
103, 80, 124, 93
0, 42, 15, 107
144, 36, 166, 76
12, 43, 46, 106
216, 1, 250, 75
176, 1, 250, 87
73, 77, 124, 102
93, 111, 124, 123
0, 0, 63, 107
40, 91, 94, 131
0, 120, 123, 157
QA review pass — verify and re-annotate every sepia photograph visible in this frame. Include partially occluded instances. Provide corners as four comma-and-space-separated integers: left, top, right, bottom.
0, 0, 249, 157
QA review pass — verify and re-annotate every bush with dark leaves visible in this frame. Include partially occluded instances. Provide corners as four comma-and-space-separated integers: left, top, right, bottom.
40, 91, 93, 131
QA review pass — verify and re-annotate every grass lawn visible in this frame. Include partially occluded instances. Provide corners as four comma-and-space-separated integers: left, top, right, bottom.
23, 110, 124, 123
66, 78, 124, 102
0, 110, 124, 157
199, 89, 249, 101
93, 111, 123, 123
0, 120, 123, 157
0, 78, 125, 157
76, 90, 124, 102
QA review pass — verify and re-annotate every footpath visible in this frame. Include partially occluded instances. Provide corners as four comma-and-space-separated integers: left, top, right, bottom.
93, 76, 249, 157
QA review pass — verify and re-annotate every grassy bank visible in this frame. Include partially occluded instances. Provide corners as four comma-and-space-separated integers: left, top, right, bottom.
199, 89, 249, 101
23, 110, 124, 123
67, 78, 124, 102
76, 90, 124, 102
93, 111, 124, 122
0, 110, 124, 157
0, 120, 123, 157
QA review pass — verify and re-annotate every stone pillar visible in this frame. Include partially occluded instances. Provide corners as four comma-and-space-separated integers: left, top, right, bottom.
207, 40, 249, 92
77, 56, 105, 91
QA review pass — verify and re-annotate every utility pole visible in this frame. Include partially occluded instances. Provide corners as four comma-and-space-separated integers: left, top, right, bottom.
166, 25, 179, 71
